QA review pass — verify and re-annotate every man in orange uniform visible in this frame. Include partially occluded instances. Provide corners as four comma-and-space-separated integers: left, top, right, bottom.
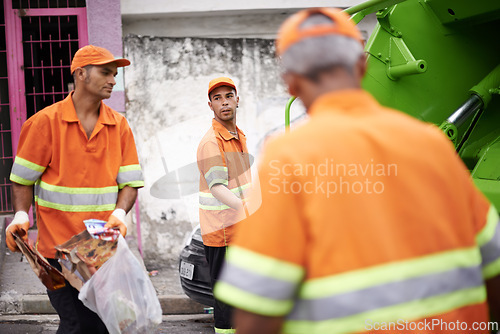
6, 45, 144, 334
197, 77, 251, 333
214, 8, 500, 334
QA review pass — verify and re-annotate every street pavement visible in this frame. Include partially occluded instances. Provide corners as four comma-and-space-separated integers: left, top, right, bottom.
0, 314, 214, 333
0, 215, 212, 331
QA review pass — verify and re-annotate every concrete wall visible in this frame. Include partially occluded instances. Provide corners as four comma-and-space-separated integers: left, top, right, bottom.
122, 4, 377, 266
124, 36, 297, 266
124, 12, 299, 39
123, 12, 376, 40
87, 0, 126, 112
121, 0, 364, 17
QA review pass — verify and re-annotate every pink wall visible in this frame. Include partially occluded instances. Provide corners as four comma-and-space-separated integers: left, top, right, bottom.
86, 0, 126, 113
86, 0, 141, 255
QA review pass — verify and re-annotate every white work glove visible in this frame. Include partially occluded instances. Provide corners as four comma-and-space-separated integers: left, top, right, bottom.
6, 211, 30, 252
104, 208, 127, 237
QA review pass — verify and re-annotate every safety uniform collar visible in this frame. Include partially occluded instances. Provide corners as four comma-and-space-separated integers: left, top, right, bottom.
308, 89, 379, 116
62, 91, 117, 125
212, 118, 246, 141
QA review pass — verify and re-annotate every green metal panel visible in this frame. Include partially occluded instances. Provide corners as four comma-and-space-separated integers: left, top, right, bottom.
425, 0, 500, 26
358, 0, 500, 207
284, 0, 500, 207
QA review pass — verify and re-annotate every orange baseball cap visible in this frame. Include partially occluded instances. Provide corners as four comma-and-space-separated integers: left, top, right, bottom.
208, 77, 237, 99
276, 8, 363, 56
70, 45, 130, 74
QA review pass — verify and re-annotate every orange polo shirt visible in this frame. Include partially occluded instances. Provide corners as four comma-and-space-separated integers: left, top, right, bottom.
10, 92, 144, 258
197, 119, 251, 247
215, 89, 499, 333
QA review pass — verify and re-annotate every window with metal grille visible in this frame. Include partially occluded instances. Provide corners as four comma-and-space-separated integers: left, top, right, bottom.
22, 15, 79, 117
3, 0, 87, 214
0, 0, 14, 213
12, 0, 85, 9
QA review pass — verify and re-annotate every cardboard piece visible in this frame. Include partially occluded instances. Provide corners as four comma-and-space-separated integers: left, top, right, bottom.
55, 230, 118, 290
59, 259, 84, 291
11, 229, 118, 292
11, 232, 66, 291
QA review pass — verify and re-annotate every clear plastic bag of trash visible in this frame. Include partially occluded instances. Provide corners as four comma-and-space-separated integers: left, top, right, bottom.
78, 235, 162, 333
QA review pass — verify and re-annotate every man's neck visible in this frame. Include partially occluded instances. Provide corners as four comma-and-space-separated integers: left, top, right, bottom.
215, 118, 237, 134
72, 90, 101, 119
305, 80, 360, 110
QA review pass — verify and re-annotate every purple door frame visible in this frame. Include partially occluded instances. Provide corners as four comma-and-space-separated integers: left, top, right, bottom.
4, 0, 88, 156
4, 0, 88, 223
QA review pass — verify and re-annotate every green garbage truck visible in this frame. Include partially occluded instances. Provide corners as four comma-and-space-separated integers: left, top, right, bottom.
288, 0, 500, 208
353, 0, 500, 208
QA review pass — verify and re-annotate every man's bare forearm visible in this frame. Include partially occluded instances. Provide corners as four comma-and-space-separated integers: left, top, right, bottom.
115, 186, 138, 213
487, 275, 500, 321
210, 184, 243, 210
12, 182, 34, 213
234, 309, 284, 334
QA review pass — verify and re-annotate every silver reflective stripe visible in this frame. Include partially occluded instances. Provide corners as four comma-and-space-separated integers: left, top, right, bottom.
38, 187, 118, 206
481, 220, 500, 266
117, 170, 144, 185
288, 265, 482, 321
200, 196, 225, 207
199, 183, 250, 199
199, 185, 248, 210
232, 187, 245, 198
11, 162, 44, 182
220, 262, 297, 301
205, 167, 228, 189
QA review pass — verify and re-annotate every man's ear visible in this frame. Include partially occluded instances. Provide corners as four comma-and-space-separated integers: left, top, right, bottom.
354, 54, 367, 82
282, 72, 301, 97
74, 67, 86, 82
208, 100, 213, 111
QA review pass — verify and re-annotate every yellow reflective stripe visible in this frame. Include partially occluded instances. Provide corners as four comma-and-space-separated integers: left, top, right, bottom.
37, 198, 115, 212
118, 180, 145, 189
199, 203, 231, 211
199, 183, 251, 210
282, 286, 486, 334
299, 247, 480, 299
199, 201, 248, 210
227, 246, 304, 283
205, 166, 229, 188
214, 327, 236, 334
10, 174, 35, 186
199, 182, 252, 198
231, 182, 251, 194
220, 261, 298, 302
39, 181, 118, 194
215, 281, 294, 317
11, 158, 44, 183
204, 166, 228, 179
483, 257, 500, 279
14, 156, 45, 172
476, 205, 499, 246
119, 164, 142, 173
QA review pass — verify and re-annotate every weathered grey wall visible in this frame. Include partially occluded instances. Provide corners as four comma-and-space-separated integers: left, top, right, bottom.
87, 0, 127, 112
124, 36, 302, 266
123, 12, 377, 40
